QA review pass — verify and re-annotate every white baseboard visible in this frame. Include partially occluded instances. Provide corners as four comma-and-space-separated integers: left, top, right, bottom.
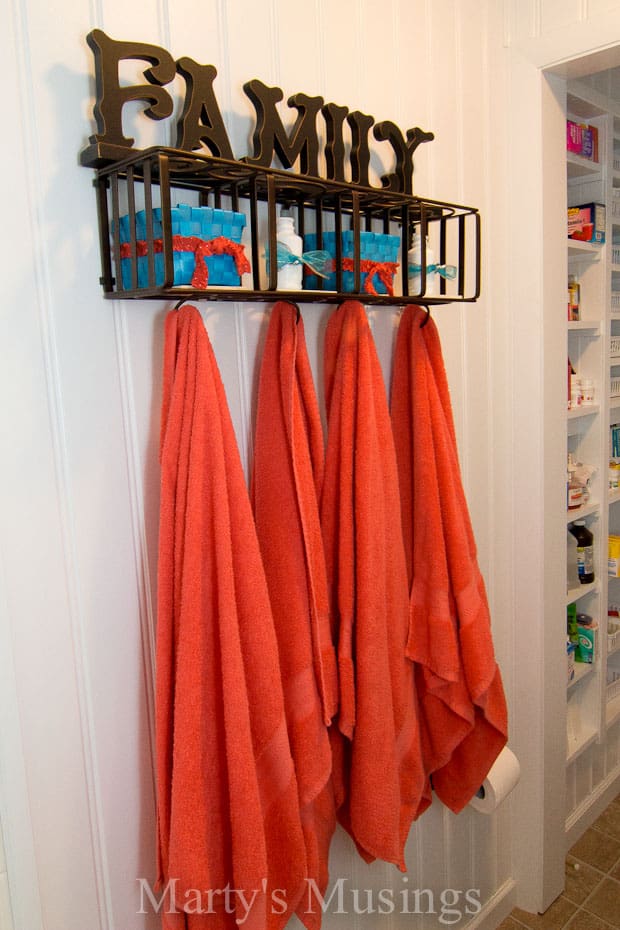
565, 763, 620, 850
463, 879, 517, 930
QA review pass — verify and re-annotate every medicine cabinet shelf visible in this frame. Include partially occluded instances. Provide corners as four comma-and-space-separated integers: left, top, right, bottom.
568, 662, 596, 691
568, 320, 602, 332
566, 727, 598, 765
92, 146, 481, 306
566, 501, 600, 521
567, 151, 601, 179
566, 581, 598, 605
562, 81, 620, 826
567, 403, 600, 417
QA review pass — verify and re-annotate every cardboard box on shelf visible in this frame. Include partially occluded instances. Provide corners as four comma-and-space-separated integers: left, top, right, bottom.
568, 202, 606, 244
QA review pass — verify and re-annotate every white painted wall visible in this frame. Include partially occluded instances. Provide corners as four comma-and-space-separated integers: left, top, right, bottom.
507, 0, 620, 68
10, 0, 620, 927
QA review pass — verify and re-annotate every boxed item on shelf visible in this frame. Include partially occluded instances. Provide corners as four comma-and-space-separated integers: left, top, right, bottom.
575, 620, 596, 664
567, 202, 606, 243
567, 639, 576, 683
566, 120, 599, 161
609, 535, 620, 576
117, 203, 248, 289
302, 230, 400, 294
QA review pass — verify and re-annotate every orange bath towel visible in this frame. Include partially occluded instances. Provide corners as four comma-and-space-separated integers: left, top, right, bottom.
321, 300, 428, 870
155, 305, 306, 930
251, 301, 337, 929
391, 305, 508, 813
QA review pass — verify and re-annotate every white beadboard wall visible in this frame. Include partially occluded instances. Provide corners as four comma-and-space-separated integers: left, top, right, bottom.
0, 820, 14, 930
0, 1, 549, 928
506, 0, 620, 66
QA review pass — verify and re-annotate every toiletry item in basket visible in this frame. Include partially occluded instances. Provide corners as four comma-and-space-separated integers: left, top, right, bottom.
408, 232, 437, 296
275, 213, 303, 291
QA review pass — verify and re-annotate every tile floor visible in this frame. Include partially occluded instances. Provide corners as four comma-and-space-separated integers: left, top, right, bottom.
498, 793, 620, 930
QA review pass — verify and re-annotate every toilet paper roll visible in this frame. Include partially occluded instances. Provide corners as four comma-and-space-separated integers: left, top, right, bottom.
469, 746, 520, 814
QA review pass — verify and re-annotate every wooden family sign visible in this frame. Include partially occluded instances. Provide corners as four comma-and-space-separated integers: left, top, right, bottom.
80, 29, 434, 194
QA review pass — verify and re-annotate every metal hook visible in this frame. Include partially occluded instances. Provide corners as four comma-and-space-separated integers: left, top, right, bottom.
420, 305, 431, 328
174, 298, 189, 311
290, 301, 301, 324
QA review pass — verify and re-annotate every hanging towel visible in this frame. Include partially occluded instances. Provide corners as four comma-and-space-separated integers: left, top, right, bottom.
251, 301, 338, 930
155, 305, 307, 930
320, 300, 428, 871
391, 305, 508, 813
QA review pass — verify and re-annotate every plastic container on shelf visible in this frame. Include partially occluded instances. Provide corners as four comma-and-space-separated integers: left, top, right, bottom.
568, 274, 580, 320
568, 455, 583, 509
581, 378, 595, 405
569, 520, 595, 584
275, 214, 303, 290
408, 233, 438, 296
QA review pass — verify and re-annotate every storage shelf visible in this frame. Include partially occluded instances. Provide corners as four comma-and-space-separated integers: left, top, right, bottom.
568, 319, 602, 332
566, 581, 598, 605
567, 501, 600, 521
567, 151, 601, 178
567, 93, 607, 119
567, 403, 600, 420
568, 240, 604, 258
567, 726, 598, 764
568, 662, 596, 690
562, 83, 620, 830
92, 146, 481, 305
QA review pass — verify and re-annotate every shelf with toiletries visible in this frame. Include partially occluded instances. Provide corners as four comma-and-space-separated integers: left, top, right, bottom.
566, 588, 601, 761
565, 89, 609, 775
90, 147, 480, 306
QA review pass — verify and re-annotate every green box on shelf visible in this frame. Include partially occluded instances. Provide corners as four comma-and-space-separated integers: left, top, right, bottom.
575, 624, 596, 664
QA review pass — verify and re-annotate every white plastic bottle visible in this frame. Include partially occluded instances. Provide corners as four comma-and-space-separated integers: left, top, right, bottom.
276, 214, 303, 290
408, 232, 437, 296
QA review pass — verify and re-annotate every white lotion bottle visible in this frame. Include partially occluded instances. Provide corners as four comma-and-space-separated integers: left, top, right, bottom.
408, 232, 437, 296
276, 214, 303, 290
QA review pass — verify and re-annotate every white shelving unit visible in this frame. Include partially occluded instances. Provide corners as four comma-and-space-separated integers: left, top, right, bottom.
564, 81, 620, 841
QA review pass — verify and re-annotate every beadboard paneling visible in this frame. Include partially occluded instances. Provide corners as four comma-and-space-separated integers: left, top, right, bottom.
507, 0, 620, 67
0, 2, 519, 928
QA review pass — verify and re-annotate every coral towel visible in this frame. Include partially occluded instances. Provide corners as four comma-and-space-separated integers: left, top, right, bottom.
321, 300, 428, 870
252, 301, 338, 929
155, 305, 306, 930
391, 305, 508, 813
